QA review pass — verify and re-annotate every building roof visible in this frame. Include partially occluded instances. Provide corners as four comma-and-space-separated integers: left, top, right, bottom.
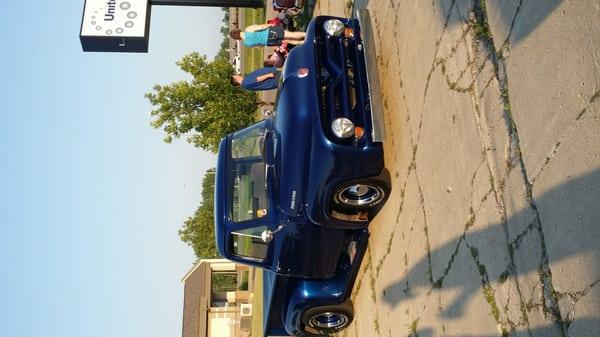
181, 259, 231, 282
181, 262, 212, 337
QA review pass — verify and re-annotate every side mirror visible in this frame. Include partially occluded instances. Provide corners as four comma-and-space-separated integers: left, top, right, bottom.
261, 224, 284, 243
261, 230, 274, 243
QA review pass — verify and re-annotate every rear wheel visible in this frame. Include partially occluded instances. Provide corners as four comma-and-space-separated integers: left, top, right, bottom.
302, 300, 354, 335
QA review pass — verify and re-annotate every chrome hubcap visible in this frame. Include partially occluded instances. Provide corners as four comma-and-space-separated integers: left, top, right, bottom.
309, 312, 349, 329
337, 184, 383, 206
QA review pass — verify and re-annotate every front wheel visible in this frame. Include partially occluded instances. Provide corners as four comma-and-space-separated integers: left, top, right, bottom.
332, 178, 389, 212
302, 300, 354, 335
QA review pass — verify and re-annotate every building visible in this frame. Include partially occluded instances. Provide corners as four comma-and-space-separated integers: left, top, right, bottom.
181, 259, 253, 337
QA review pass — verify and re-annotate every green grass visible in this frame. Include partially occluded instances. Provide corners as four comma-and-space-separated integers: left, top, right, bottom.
241, 8, 266, 73
251, 268, 264, 337
239, 270, 250, 290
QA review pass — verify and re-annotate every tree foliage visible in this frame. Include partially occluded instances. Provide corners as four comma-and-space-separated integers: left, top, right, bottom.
216, 7, 232, 61
216, 33, 231, 60
145, 52, 257, 153
179, 168, 219, 258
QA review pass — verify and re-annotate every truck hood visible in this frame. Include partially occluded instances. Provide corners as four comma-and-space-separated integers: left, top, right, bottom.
273, 38, 319, 216
268, 21, 347, 279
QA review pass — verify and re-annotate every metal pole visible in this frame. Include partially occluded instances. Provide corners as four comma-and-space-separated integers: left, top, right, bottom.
150, 0, 264, 8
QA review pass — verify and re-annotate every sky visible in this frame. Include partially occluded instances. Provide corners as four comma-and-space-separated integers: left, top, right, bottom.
0, 2, 222, 337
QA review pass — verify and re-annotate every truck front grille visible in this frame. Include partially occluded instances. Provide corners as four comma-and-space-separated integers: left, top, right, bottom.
314, 20, 368, 145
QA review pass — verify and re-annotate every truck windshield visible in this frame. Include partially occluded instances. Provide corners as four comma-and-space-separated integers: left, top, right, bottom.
231, 225, 268, 260
230, 122, 268, 223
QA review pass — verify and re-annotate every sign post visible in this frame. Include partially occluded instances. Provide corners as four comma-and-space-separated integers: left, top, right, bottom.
80, 0, 264, 53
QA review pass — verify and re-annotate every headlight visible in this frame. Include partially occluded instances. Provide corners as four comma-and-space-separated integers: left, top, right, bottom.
331, 118, 354, 138
323, 19, 345, 37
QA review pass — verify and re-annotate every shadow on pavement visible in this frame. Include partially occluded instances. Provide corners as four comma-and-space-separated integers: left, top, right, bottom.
436, 0, 563, 45
414, 318, 598, 337
351, 0, 563, 46
383, 169, 600, 328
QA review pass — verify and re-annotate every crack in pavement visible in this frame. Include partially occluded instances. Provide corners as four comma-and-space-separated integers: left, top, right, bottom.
375, 227, 395, 278
555, 277, 600, 328
414, 158, 434, 286
366, 247, 382, 337
468, 0, 571, 334
431, 157, 495, 290
530, 90, 600, 184
424, 0, 459, 103
467, 243, 510, 337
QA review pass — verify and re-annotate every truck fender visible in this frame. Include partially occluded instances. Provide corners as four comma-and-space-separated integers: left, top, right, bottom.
284, 279, 347, 335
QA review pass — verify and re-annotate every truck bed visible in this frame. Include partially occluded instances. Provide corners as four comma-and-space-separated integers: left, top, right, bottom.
261, 229, 370, 337
263, 270, 294, 337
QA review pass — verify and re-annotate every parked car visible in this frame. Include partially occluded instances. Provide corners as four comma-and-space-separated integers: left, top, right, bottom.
215, 10, 389, 337
233, 54, 241, 74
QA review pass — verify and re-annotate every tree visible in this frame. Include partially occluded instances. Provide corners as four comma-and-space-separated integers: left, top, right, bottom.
145, 52, 257, 153
216, 32, 231, 60
216, 8, 232, 61
179, 168, 219, 258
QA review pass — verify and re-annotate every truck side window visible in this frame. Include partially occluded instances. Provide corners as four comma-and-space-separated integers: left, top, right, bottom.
231, 160, 267, 222
231, 226, 268, 260
230, 122, 269, 223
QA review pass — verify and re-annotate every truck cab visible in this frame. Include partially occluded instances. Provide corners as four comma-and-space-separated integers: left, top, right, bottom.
215, 10, 389, 336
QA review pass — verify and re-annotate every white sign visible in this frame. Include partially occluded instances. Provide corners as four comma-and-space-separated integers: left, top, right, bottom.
80, 0, 150, 52
81, 0, 148, 37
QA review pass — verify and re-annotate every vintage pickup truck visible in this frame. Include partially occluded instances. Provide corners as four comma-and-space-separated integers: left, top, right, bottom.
215, 10, 389, 336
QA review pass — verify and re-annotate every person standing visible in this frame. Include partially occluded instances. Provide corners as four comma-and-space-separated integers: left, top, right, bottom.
264, 51, 285, 68
230, 24, 305, 47
231, 67, 281, 91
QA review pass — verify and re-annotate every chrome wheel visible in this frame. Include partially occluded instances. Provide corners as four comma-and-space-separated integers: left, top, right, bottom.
335, 183, 384, 207
309, 312, 350, 329
302, 300, 355, 335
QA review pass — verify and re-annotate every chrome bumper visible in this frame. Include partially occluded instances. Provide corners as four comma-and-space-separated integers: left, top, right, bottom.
356, 9, 385, 142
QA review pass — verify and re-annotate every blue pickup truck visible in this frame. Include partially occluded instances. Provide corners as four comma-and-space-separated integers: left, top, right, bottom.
215, 10, 389, 336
